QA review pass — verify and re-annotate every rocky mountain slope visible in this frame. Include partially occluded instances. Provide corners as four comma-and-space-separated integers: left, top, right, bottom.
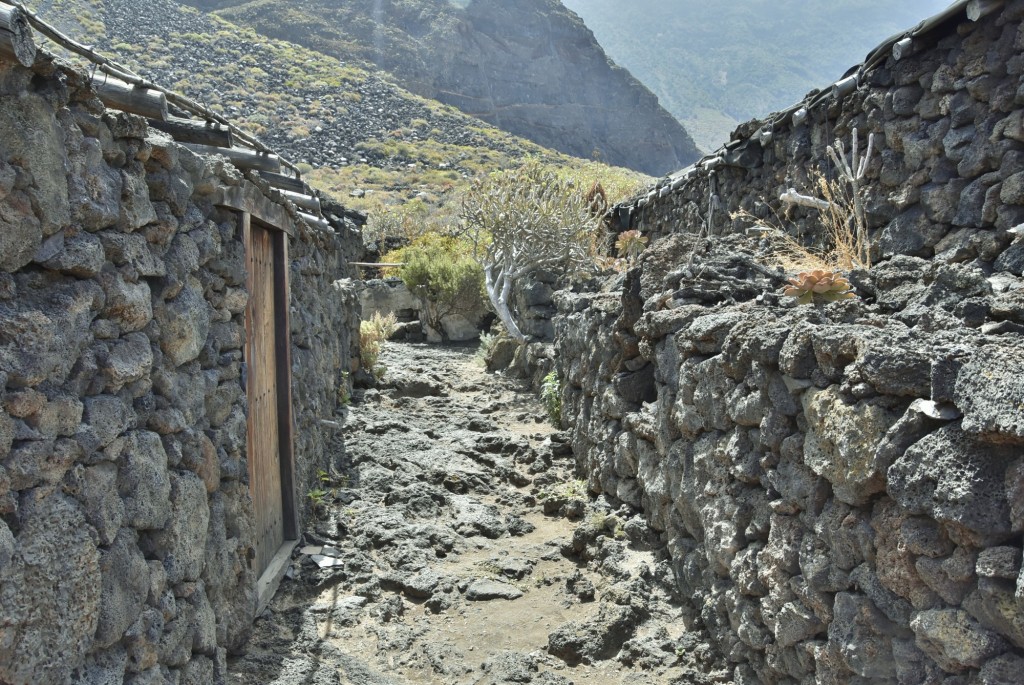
179, 0, 701, 176
563, 0, 950, 151
26, 0, 648, 217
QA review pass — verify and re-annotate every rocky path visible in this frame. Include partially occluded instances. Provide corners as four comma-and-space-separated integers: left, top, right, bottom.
227, 343, 730, 685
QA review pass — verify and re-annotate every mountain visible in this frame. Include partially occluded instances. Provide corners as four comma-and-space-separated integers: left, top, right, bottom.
25, 0, 649, 219
174, 0, 700, 176
561, 0, 951, 152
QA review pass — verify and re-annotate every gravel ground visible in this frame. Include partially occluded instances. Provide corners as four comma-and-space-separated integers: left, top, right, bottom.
227, 342, 731, 685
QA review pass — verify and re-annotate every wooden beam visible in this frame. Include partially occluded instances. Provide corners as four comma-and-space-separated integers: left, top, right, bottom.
258, 170, 310, 195
91, 74, 168, 120
256, 540, 297, 617
279, 189, 320, 214
184, 143, 281, 173
214, 183, 295, 237
892, 37, 915, 61
349, 262, 405, 268
297, 211, 331, 232
148, 116, 233, 147
967, 0, 1003, 21
272, 229, 299, 542
0, 4, 35, 67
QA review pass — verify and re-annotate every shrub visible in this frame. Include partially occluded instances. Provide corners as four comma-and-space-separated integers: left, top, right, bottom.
462, 161, 603, 343
388, 234, 484, 337
359, 311, 397, 371
475, 331, 498, 366
541, 370, 562, 427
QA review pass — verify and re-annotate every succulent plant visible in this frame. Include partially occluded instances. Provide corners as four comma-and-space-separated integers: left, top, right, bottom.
783, 269, 856, 304
614, 230, 649, 261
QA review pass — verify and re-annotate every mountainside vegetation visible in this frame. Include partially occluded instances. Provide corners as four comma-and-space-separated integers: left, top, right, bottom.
26, 0, 648, 223
172, 0, 701, 175
562, 0, 951, 151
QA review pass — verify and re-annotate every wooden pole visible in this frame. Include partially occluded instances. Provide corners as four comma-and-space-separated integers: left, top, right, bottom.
278, 189, 320, 214
258, 170, 310, 195
0, 3, 35, 67
148, 116, 233, 147
92, 74, 168, 120
184, 143, 281, 173
967, 0, 1003, 21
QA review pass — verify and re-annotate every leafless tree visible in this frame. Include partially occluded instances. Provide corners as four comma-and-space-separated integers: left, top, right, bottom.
461, 163, 601, 343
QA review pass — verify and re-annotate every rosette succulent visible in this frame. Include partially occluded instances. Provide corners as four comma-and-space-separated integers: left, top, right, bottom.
783, 269, 856, 304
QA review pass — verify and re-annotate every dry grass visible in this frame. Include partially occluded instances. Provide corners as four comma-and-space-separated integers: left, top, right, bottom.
735, 169, 870, 273
359, 311, 398, 371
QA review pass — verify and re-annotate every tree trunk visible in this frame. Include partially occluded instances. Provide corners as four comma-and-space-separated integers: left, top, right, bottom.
484, 264, 526, 344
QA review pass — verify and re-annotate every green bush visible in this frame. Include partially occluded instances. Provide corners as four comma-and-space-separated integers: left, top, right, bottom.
389, 234, 484, 337
541, 370, 562, 427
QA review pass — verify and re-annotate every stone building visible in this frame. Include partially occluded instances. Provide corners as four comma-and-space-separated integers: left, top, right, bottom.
0, 22, 361, 684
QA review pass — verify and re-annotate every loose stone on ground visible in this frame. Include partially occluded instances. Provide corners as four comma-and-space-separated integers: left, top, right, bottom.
227, 343, 730, 685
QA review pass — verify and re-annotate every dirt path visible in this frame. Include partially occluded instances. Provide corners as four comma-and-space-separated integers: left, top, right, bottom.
227, 343, 731, 685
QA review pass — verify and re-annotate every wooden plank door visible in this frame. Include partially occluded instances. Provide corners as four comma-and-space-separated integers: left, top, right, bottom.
245, 216, 285, 579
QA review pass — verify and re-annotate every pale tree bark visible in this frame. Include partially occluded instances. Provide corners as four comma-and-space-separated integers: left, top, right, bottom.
463, 163, 600, 345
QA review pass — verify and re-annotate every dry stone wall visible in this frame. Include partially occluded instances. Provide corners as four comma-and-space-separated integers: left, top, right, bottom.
555, 2, 1024, 683
0, 53, 359, 685
620, 1, 1024, 275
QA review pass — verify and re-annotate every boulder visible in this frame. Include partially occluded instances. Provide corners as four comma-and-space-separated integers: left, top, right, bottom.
911, 608, 1008, 673
802, 387, 900, 506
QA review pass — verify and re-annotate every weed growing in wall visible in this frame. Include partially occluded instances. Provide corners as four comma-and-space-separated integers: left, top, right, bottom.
541, 370, 562, 427
735, 129, 875, 274
783, 269, 856, 304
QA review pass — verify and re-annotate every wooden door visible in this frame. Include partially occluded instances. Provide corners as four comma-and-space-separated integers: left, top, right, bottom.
245, 217, 285, 578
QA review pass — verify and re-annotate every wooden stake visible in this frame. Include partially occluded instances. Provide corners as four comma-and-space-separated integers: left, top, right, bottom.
0, 3, 35, 67
184, 143, 281, 173
91, 74, 168, 120
148, 116, 233, 147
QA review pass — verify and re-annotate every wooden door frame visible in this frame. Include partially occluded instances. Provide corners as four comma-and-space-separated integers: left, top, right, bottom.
240, 211, 299, 613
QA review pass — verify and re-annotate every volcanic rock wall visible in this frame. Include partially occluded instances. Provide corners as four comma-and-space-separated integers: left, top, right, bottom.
555, 2, 1024, 683
0, 54, 359, 684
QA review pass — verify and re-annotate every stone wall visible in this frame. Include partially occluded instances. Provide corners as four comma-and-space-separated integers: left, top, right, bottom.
0, 53, 359, 685
617, 0, 1024, 273
555, 2, 1024, 683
